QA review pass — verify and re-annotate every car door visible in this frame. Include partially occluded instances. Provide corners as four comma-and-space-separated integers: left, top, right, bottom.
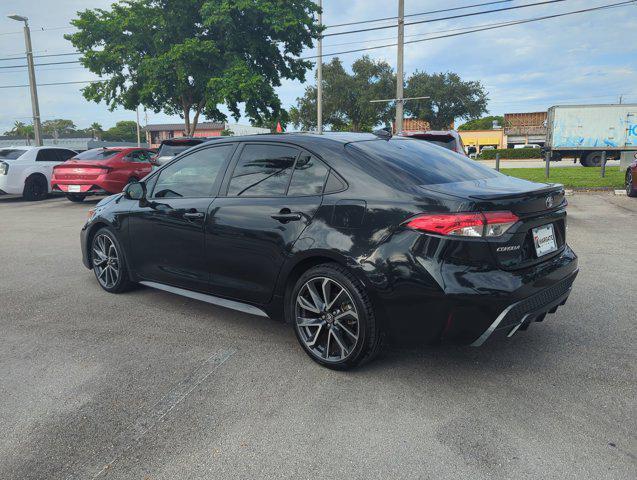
127, 143, 236, 292
205, 143, 328, 304
125, 149, 153, 181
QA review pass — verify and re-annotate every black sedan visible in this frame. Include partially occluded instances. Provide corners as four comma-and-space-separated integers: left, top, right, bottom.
81, 132, 578, 369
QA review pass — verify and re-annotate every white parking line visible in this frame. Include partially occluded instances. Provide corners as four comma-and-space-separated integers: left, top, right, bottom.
65, 349, 236, 479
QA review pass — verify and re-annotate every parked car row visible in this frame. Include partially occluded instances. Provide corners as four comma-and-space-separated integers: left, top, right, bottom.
0, 137, 224, 202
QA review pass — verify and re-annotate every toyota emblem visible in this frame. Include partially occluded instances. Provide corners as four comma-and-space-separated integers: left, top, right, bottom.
546, 195, 554, 209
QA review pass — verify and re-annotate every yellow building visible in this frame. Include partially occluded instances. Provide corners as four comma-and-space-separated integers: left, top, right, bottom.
458, 129, 506, 153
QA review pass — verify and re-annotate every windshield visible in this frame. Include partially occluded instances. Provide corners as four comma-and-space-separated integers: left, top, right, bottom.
73, 149, 120, 161
346, 138, 499, 187
157, 143, 197, 157
0, 149, 27, 160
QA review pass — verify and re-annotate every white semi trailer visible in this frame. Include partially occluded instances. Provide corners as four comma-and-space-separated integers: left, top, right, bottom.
546, 104, 637, 166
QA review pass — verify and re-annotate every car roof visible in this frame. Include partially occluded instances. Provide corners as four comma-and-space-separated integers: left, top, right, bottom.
401, 130, 458, 137
86, 147, 147, 152
198, 131, 381, 148
0, 145, 78, 151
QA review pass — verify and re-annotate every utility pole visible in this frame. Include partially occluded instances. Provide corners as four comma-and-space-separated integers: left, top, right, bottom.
619, 94, 623, 104
136, 105, 141, 147
395, 0, 405, 134
317, 0, 323, 134
8, 14, 43, 146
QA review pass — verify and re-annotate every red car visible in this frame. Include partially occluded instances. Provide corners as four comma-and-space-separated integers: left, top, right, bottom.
52, 147, 155, 202
626, 159, 637, 197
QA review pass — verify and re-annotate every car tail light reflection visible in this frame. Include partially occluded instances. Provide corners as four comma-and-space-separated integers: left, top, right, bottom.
406, 211, 519, 238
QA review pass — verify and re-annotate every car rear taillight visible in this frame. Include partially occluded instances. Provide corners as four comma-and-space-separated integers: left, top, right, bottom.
405, 211, 519, 238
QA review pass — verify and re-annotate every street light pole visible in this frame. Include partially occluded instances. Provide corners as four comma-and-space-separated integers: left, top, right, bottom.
136, 106, 141, 147
395, 0, 405, 134
317, 0, 323, 134
8, 14, 43, 147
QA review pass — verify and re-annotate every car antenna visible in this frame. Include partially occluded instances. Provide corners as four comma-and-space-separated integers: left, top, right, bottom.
372, 128, 392, 140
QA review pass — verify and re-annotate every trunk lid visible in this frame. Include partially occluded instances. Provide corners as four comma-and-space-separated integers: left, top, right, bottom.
53, 161, 110, 181
422, 176, 567, 270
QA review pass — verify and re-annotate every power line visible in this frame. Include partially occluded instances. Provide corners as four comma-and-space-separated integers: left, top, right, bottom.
0, 79, 104, 89
0, 25, 73, 36
326, 0, 514, 28
0, 52, 80, 62
323, 0, 570, 37
303, 1, 635, 59
0, 60, 82, 70
322, 17, 543, 49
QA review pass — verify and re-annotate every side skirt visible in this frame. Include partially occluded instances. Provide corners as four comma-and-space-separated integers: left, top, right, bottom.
139, 281, 269, 318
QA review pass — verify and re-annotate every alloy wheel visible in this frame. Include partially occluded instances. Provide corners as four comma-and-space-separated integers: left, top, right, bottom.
295, 276, 360, 363
92, 234, 120, 289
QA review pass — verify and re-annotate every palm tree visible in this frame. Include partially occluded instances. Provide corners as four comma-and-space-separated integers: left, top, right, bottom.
4, 121, 33, 145
90, 122, 103, 140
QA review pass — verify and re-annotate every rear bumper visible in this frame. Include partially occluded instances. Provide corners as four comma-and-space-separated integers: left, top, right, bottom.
470, 268, 577, 346
367, 239, 579, 346
52, 177, 122, 195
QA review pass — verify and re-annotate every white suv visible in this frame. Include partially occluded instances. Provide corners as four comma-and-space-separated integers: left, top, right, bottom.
0, 146, 78, 200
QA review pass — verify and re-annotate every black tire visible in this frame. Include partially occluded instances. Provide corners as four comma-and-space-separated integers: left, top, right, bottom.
66, 194, 87, 203
288, 263, 384, 370
627, 169, 637, 197
22, 175, 48, 201
90, 227, 135, 293
581, 151, 603, 167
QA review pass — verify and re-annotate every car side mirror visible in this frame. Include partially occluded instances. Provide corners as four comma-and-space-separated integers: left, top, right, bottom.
124, 181, 146, 201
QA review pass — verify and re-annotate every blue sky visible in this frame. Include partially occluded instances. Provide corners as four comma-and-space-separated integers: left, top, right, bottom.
0, 0, 635, 133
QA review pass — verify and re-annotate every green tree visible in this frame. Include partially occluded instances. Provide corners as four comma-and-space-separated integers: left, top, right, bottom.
251, 110, 290, 132
404, 71, 488, 130
66, 0, 321, 136
90, 122, 103, 139
458, 115, 503, 130
4, 121, 35, 144
289, 56, 395, 131
102, 121, 138, 142
42, 119, 77, 137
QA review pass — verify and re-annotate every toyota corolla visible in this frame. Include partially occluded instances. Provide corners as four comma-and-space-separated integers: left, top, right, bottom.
80, 132, 578, 369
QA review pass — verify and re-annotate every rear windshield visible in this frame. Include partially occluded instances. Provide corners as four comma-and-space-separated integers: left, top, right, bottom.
0, 149, 27, 160
74, 149, 120, 161
414, 135, 455, 150
157, 143, 199, 157
346, 138, 499, 186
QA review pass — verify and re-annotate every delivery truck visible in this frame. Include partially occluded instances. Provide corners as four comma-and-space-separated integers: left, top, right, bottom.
546, 104, 637, 166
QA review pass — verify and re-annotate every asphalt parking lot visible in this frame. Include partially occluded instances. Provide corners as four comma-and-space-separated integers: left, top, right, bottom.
0, 193, 635, 480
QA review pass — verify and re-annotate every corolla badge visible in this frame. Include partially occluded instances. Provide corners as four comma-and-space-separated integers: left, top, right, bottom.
496, 245, 520, 252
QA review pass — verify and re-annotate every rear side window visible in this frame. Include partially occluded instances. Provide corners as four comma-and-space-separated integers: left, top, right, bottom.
129, 150, 152, 162
74, 149, 120, 161
0, 149, 27, 160
346, 138, 499, 186
287, 153, 329, 196
228, 144, 298, 197
415, 135, 455, 150
57, 149, 77, 161
36, 149, 62, 162
157, 144, 195, 157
